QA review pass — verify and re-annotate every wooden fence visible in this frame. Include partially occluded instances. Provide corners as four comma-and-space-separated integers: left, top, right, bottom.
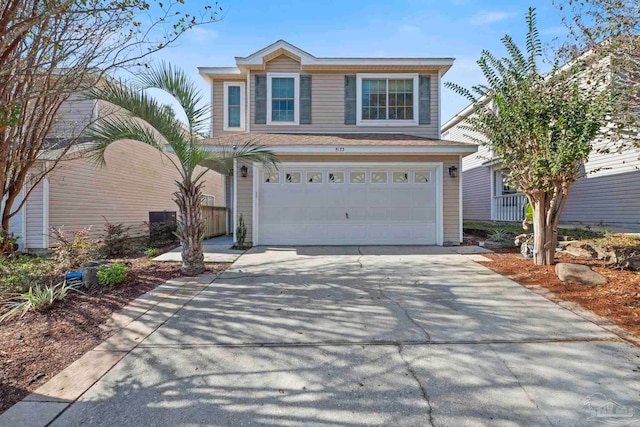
202, 206, 227, 238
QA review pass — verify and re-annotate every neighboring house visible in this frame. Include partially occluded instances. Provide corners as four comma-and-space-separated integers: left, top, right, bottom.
6, 93, 226, 251
198, 40, 477, 246
442, 102, 640, 230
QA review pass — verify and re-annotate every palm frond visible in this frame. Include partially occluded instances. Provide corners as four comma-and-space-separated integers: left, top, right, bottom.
138, 62, 210, 135
84, 79, 188, 152
204, 141, 279, 177
84, 117, 170, 168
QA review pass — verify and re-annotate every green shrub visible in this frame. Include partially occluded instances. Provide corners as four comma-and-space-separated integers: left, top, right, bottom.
97, 262, 128, 287
145, 247, 159, 258
102, 220, 131, 257
50, 227, 99, 271
488, 228, 517, 246
0, 281, 84, 322
236, 214, 247, 248
0, 255, 55, 297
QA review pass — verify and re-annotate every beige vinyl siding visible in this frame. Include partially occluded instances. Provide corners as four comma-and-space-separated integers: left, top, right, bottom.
47, 139, 226, 243
49, 94, 96, 139
265, 56, 301, 73
208, 55, 440, 138
237, 154, 461, 245
25, 181, 45, 249
236, 159, 254, 241
249, 68, 440, 137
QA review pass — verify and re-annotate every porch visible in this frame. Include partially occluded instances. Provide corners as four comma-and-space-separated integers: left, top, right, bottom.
492, 193, 527, 222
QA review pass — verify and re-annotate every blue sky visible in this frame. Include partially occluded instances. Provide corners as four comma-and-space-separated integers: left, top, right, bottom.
151, 0, 569, 124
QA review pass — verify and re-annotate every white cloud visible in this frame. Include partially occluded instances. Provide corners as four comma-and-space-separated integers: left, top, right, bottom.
187, 27, 219, 42
468, 11, 514, 26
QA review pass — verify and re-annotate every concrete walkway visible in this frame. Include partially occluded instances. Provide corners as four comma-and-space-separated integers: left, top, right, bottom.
4, 246, 640, 426
153, 235, 244, 263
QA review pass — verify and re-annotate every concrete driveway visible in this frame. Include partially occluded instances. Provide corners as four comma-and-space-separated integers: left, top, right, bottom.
49, 247, 640, 426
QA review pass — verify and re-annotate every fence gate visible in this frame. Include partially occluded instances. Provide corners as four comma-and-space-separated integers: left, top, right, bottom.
202, 206, 227, 238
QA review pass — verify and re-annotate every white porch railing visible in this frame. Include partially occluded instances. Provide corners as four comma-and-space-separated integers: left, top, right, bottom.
493, 193, 526, 222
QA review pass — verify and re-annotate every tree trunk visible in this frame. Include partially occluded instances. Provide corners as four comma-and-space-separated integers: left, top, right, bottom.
174, 179, 205, 276
531, 192, 559, 266
533, 193, 556, 265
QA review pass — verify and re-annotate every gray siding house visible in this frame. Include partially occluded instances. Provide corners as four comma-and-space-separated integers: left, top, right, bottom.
442, 103, 640, 231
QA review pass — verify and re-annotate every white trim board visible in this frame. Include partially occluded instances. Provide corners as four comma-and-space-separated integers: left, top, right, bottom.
205, 145, 477, 154
223, 81, 246, 132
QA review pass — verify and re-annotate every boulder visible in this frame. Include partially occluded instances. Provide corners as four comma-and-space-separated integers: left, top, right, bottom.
555, 263, 606, 287
80, 260, 113, 286
625, 256, 640, 272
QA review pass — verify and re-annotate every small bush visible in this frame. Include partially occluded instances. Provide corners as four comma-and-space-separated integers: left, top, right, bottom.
236, 214, 247, 248
0, 281, 84, 322
488, 228, 517, 246
50, 227, 99, 271
0, 229, 19, 255
145, 247, 159, 258
102, 219, 131, 257
97, 261, 128, 287
0, 255, 55, 297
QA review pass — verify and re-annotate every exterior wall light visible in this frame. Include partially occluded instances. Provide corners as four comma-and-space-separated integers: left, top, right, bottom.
448, 166, 458, 178
240, 165, 248, 178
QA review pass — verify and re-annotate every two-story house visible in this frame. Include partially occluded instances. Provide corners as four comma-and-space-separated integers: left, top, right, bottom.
199, 40, 477, 246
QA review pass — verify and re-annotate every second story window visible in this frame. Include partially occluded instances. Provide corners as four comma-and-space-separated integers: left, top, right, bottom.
356, 74, 419, 126
223, 82, 245, 131
267, 73, 300, 125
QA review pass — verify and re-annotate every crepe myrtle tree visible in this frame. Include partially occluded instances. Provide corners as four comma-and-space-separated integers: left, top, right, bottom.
0, 0, 222, 237
83, 63, 278, 275
446, 8, 611, 265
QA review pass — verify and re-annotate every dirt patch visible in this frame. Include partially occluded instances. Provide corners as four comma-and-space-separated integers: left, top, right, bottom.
0, 258, 229, 414
482, 252, 640, 341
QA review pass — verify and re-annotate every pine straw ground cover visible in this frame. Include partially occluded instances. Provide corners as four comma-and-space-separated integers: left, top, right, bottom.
481, 252, 640, 342
0, 257, 229, 414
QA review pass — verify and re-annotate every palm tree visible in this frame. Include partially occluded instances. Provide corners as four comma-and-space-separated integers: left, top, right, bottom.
83, 63, 277, 275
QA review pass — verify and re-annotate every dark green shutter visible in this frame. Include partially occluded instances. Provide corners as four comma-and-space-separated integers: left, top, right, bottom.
255, 74, 267, 124
419, 75, 431, 125
300, 75, 312, 124
344, 75, 357, 125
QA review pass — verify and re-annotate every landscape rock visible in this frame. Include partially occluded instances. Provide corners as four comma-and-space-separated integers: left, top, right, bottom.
562, 241, 599, 259
625, 256, 640, 272
81, 260, 113, 287
555, 263, 606, 287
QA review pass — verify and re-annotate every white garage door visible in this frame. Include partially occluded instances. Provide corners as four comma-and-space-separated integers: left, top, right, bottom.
256, 163, 441, 245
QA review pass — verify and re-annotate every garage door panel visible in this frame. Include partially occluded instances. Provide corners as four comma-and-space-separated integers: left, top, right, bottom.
258, 164, 439, 245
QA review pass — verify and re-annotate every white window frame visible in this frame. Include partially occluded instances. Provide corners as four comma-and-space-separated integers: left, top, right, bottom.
223, 81, 246, 131
356, 73, 419, 127
267, 72, 300, 126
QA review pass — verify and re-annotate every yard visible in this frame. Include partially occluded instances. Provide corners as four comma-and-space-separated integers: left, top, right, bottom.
464, 221, 640, 343
0, 227, 230, 414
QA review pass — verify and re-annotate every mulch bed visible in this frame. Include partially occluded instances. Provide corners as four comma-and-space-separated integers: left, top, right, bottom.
0, 258, 229, 414
482, 252, 640, 341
